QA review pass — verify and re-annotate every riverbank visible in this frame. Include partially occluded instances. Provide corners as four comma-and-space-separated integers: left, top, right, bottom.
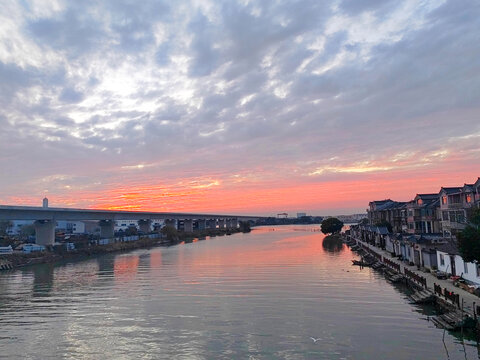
0, 228, 245, 270
344, 233, 480, 333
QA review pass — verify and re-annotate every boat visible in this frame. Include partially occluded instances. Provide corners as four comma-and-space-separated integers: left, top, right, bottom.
384, 269, 404, 283
409, 289, 435, 304
352, 258, 375, 267
431, 310, 477, 331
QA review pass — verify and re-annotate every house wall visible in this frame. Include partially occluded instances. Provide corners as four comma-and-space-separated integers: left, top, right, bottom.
56, 221, 85, 234
421, 251, 437, 270
453, 256, 480, 285
385, 237, 395, 254
436, 250, 452, 274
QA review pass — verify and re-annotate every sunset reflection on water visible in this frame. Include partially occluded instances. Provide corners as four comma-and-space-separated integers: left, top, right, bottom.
0, 225, 478, 359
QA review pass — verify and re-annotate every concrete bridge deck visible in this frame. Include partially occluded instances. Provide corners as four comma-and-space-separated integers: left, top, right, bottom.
0, 205, 262, 245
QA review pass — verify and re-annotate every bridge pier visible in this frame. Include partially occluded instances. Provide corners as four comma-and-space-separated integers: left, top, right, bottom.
218, 218, 225, 229
207, 219, 217, 229
138, 219, 152, 233
197, 219, 206, 231
227, 218, 237, 229
34, 220, 55, 246
99, 220, 115, 238
183, 219, 193, 232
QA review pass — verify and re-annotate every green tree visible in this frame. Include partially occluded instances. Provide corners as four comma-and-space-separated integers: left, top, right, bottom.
458, 208, 480, 262
0, 221, 13, 235
238, 221, 251, 233
125, 225, 138, 236
320, 217, 344, 235
19, 224, 35, 239
161, 225, 179, 241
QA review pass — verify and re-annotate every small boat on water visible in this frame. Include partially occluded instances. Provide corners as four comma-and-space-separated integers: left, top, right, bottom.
352, 258, 375, 267
384, 269, 404, 283
371, 262, 385, 270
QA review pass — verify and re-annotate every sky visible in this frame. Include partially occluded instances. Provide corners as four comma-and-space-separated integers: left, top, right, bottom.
0, 0, 479, 216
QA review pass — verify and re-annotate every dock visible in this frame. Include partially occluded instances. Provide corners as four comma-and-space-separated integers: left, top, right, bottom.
343, 234, 480, 331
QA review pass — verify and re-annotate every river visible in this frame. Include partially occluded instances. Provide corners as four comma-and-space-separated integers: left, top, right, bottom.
0, 225, 479, 359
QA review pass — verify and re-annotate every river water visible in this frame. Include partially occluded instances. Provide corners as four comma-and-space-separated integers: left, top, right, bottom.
0, 225, 479, 359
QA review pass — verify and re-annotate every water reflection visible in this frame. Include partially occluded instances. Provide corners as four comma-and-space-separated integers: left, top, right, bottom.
0, 225, 479, 359
113, 254, 139, 282
32, 263, 54, 296
322, 235, 345, 254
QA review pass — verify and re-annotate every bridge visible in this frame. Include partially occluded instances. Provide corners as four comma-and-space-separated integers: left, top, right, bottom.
0, 204, 262, 246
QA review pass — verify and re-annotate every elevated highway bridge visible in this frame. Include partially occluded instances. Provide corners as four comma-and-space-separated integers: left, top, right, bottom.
0, 205, 262, 245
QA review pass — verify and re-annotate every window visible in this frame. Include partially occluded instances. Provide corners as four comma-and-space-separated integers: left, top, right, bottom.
417, 199, 423, 205
442, 211, 449, 221
449, 211, 456, 222
440, 254, 445, 266
466, 194, 472, 203
464, 262, 468, 274
442, 195, 447, 205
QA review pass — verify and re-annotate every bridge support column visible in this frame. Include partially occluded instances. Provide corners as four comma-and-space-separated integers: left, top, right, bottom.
197, 219, 206, 231
138, 219, 152, 233
34, 220, 55, 246
218, 218, 225, 229
229, 218, 238, 229
99, 220, 115, 238
183, 219, 193, 232
207, 219, 217, 229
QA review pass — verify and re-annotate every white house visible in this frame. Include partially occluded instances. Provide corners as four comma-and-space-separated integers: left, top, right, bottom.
56, 221, 86, 234
436, 242, 480, 285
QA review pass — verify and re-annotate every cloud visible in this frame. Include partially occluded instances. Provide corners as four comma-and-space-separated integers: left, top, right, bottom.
0, 0, 479, 215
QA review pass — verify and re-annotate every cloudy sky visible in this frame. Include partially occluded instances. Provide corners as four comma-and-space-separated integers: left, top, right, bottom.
0, 0, 479, 216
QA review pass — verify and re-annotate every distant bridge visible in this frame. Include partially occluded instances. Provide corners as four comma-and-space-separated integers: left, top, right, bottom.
0, 205, 262, 245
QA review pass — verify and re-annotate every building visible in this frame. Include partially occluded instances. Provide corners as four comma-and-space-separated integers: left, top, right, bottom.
56, 221, 86, 234
367, 200, 407, 233
439, 178, 480, 238
406, 194, 440, 234
436, 241, 480, 285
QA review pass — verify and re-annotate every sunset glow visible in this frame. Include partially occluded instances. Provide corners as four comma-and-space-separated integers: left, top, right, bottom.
0, 1, 479, 215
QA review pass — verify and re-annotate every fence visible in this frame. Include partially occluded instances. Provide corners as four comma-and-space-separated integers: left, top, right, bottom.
404, 268, 427, 289
434, 282, 461, 308
92, 233, 163, 246
384, 257, 401, 272
367, 249, 383, 262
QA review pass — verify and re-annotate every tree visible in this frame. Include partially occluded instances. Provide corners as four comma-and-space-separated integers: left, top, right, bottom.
125, 225, 138, 236
320, 217, 344, 235
0, 221, 12, 235
161, 225, 179, 241
19, 224, 35, 239
238, 221, 251, 233
375, 220, 392, 233
458, 208, 480, 262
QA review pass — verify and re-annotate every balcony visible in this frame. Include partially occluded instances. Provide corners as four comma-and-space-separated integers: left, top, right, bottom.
445, 202, 463, 209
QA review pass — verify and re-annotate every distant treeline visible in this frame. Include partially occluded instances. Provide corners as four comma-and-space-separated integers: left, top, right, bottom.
255, 216, 323, 226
